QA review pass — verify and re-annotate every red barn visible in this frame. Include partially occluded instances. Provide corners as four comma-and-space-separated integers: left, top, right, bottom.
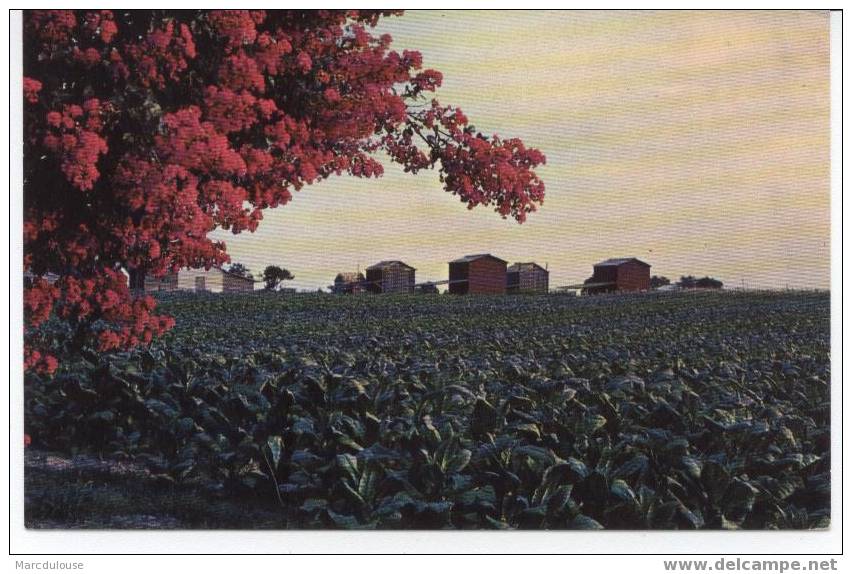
449, 254, 507, 295
583, 258, 651, 294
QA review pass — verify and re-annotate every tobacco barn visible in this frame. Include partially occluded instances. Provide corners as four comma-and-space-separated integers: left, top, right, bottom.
365, 260, 416, 294
583, 258, 651, 294
144, 267, 256, 294
332, 272, 365, 294
507, 262, 549, 294
448, 254, 508, 295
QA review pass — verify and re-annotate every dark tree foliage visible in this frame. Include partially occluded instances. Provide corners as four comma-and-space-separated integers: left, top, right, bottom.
679, 275, 724, 289
225, 263, 253, 280
262, 265, 295, 291
696, 276, 724, 289
650, 275, 670, 289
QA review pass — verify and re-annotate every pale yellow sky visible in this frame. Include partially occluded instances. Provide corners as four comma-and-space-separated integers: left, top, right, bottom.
213, 10, 831, 291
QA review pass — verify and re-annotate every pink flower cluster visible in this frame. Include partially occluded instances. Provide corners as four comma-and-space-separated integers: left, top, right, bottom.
42, 100, 109, 191
157, 107, 247, 177
24, 348, 59, 375
390, 101, 546, 222
124, 20, 196, 88
55, 269, 176, 351
208, 10, 265, 49
23, 77, 42, 104
27, 10, 77, 47
219, 51, 266, 92
84, 10, 118, 44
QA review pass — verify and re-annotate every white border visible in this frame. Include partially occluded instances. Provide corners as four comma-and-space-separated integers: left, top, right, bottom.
4, 4, 845, 560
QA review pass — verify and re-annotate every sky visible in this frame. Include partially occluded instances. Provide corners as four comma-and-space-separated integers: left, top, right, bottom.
212, 10, 831, 291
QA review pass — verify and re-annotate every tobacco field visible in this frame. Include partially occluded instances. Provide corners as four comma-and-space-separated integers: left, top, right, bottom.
24, 290, 831, 529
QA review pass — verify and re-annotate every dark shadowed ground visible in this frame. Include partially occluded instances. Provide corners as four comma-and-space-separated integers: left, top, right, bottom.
25, 450, 289, 529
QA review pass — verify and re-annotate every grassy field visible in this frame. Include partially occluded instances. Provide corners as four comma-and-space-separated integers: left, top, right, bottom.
25, 290, 831, 529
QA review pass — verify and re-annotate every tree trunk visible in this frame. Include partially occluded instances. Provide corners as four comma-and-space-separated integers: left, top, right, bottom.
128, 269, 146, 292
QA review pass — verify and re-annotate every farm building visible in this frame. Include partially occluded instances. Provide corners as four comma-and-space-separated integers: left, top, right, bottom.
365, 260, 416, 294
448, 254, 508, 295
507, 262, 549, 293
582, 258, 651, 294
23, 270, 60, 286
144, 267, 255, 294
332, 272, 366, 294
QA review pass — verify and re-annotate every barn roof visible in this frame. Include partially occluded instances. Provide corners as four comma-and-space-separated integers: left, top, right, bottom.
450, 254, 508, 264
508, 262, 548, 273
594, 257, 651, 268
366, 260, 416, 271
24, 270, 60, 284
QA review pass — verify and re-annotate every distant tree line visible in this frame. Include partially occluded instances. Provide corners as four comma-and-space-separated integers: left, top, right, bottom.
679, 275, 723, 289
651, 275, 724, 290
650, 275, 670, 289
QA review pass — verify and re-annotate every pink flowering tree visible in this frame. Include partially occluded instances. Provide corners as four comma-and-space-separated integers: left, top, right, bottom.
23, 10, 546, 373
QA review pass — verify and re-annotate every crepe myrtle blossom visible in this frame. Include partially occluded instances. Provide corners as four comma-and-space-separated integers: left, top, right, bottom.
23, 10, 546, 373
